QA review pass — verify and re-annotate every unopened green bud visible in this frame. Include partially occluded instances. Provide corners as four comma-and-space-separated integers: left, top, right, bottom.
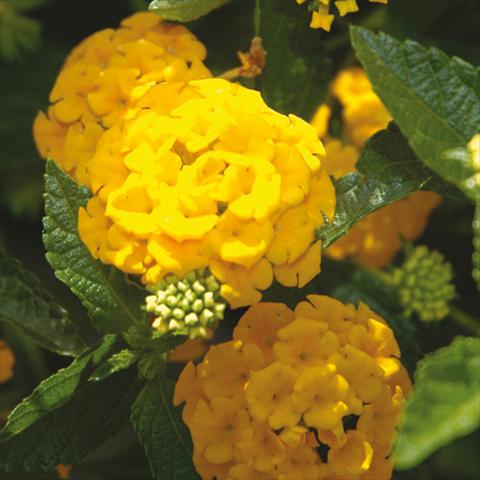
185, 312, 199, 325
192, 299, 204, 313
204, 291, 215, 308
165, 295, 178, 308
192, 280, 206, 295
200, 309, 215, 326
185, 289, 196, 303
144, 267, 227, 340
172, 308, 185, 320
390, 245, 456, 322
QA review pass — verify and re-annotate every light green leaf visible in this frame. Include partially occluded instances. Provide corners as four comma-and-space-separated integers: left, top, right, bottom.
43, 160, 147, 334
0, 335, 142, 471
257, 0, 332, 120
350, 26, 480, 198
0, 249, 84, 356
316, 125, 457, 248
149, 0, 230, 22
394, 336, 480, 470
131, 374, 199, 480
439, 146, 479, 202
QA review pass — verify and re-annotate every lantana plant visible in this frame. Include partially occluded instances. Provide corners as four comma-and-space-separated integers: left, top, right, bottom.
0, 1, 479, 479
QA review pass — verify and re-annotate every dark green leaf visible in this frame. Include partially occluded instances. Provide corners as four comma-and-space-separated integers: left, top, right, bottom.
89, 349, 140, 382
257, 0, 332, 120
394, 336, 480, 470
474, 203, 480, 290
0, 336, 142, 472
0, 249, 84, 356
350, 27, 480, 198
149, 0, 230, 22
43, 160, 147, 334
131, 374, 199, 480
316, 125, 460, 248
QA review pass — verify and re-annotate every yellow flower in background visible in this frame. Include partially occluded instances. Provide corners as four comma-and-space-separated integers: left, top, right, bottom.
175, 295, 409, 479
296, 0, 389, 31
0, 340, 14, 383
33, 12, 211, 185
312, 67, 441, 268
78, 78, 336, 308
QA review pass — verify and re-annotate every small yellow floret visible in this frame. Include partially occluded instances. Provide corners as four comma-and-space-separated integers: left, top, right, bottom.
297, 0, 389, 31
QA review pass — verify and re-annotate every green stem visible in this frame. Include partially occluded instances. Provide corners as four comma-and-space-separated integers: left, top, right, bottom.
449, 306, 480, 337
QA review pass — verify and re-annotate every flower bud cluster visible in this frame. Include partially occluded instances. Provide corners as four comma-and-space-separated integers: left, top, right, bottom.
145, 269, 226, 339
33, 12, 210, 185
311, 67, 441, 268
78, 78, 336, 308
391, 246, 456, 322
175, 295, 410, 480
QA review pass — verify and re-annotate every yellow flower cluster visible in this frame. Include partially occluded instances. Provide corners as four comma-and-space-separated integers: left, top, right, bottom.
296, 0, 388, 31
78, 78, 336, 308
0, 340, 15, 384
312, 68, 441, 268
175, 295, 410, 480
33, 12, 211, 185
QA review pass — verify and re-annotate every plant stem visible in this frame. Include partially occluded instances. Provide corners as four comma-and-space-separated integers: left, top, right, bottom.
449, 306, 480, 337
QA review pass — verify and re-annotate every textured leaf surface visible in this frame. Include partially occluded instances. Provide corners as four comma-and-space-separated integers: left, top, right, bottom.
257, 0, 331, 120
89, 348, 140, 382
0, 250, 84, 356
316, 126, 457, 248
131, 375, 199, 480
43, 160, 146, 334
351, 27, 480, 195
395, 336, 480, 469
0, 336, 142, 471
149, 0, 230, 21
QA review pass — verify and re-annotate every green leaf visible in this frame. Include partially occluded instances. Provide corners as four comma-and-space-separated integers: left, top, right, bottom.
148, 0, 230, 22
0, 249, 84, 356
473, 203, 480, 290
0, 335, 143, 472
439, 146, 479, 202
43, 160, 147, 334
257, 0, 332, 120
89, 348, 140, 382
131, 374, 199, 480
350, 26, 480, 198
0, 0, 43, 62
394, 336, 480, 470
316, 125, 456, 248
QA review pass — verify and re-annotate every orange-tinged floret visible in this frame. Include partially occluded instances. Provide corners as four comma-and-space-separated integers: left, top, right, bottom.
175, 295, 409, 479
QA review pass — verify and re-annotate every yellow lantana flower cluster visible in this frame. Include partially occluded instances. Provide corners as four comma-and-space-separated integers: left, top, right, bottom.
312, 67, 441, 268
0, 340, 15, 384
296, 0, 388, 31
175, 295, 410, 480
78, 78, 336, 308
33, 12, 210, 185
